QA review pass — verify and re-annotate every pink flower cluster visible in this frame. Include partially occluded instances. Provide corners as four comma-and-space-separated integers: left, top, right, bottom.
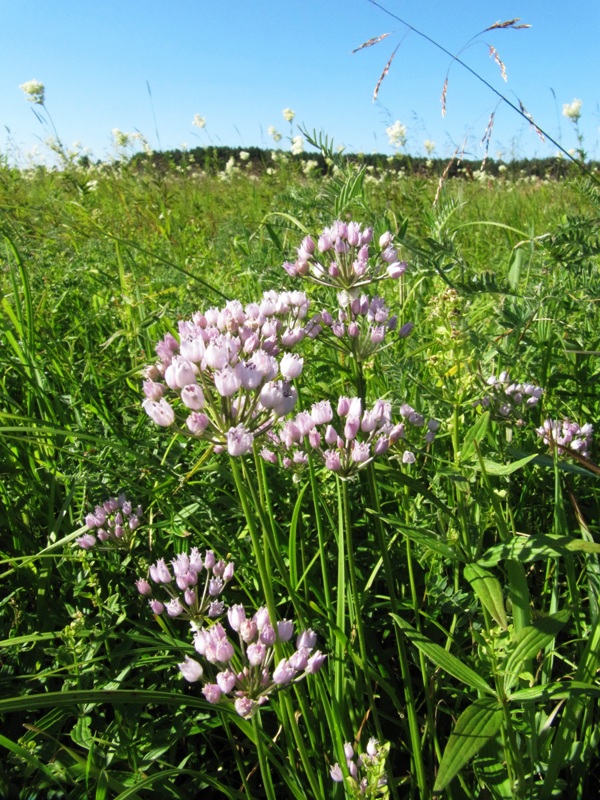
283, 222, 407, 293
319, 293, 413, 362
330, 738, 389, 795
142, 292, 321, 455
261, 397, 407, 478
178, 605, 326, 718
76, 495, 142, 550
136, 549, 234, 625
477, 371, 544, 424
536, 418, 594, 458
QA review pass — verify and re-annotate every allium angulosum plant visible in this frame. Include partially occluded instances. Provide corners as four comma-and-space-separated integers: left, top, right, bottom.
3, 167, 600, 799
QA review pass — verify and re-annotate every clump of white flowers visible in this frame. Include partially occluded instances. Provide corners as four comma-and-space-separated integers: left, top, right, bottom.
19, 79, 45, 105
562, 98, 582, 121
290, 135, 304, 155
386, 120, 407, 149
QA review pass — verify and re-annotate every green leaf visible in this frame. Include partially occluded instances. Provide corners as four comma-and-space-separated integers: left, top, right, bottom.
507, 246, 524, 291
473, 453, 537, 476
391, 615, 495, 696
464, 564, 508, 629
503, 610, 570, 691
460, 411, 490, 463
478, 533, 600, 568
434, 698, 503, 792
509, 680, 600, 703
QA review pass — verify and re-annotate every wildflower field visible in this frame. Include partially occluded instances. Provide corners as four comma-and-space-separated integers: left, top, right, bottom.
1, 142, 600, 800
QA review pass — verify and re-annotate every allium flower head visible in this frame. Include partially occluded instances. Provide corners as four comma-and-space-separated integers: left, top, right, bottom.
476, 371, 543, 425
19, 79, 45, 105
536, 418, 594, 459
283, 222, 406, 294
177, 599, 325, 719
143, 292, 318, 453
140, 547, 235, 626
263, 396, 427, 479
76, 495, 143, 551
330, 733, 390, 796
319, 293, 406, 363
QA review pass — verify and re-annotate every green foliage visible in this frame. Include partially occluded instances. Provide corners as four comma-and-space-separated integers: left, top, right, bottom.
1, 153, 600, 799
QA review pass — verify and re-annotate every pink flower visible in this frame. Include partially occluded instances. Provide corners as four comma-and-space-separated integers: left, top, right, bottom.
178, 656, 203, 682
226, 425, 254, 456
202, 684, 222, 704
143, 398, 175, 427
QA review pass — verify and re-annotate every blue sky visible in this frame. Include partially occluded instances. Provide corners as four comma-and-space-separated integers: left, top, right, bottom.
2, 0, 599, 164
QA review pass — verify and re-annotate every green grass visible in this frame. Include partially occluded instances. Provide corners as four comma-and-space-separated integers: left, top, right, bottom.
1, 149, 600, 799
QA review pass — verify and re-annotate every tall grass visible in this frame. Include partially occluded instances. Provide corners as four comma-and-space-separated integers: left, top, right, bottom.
1, 149, 600, 799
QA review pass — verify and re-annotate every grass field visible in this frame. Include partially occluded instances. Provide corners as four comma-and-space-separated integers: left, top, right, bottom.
1, 144, 600, 799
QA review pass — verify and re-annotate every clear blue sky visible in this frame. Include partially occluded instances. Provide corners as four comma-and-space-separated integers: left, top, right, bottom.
2, 0, 599, 164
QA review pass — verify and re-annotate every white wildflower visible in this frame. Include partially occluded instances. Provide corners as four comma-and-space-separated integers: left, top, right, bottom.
282, 108, 295, 122
268, 125, 282, 142
290, 135, 304, 156
192, 114, 206, 128
562, 98, 582, 121
424, 139, 436, 155
386, 120, 407, 149
19, 79, 45, 105
112, 128, 131, 148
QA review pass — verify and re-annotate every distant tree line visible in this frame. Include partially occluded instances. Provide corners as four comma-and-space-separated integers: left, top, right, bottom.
127, 145, 598, 181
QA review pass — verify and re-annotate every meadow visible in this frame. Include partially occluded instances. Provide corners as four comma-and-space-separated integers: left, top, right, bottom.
1, 140, 600, 799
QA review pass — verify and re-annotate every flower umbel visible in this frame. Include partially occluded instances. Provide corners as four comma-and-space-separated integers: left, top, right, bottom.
142, 292, 321, 453
536, 418, 594, 459
330, 736, 390, 797
76, 495, 142, 550
386, 120, 407, 149
562, 98, 582, 121
283, 222, 407, 295
476, 371, 543, 425
139, 549, 234, 625
262, 396, 435, 479
19, 79, 45, 105
178, 604, 325, 718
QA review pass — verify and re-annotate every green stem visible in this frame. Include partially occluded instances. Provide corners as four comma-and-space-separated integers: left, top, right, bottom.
229, 456, 278, 625
365, 463, 428, 797
307, 451, 333, 615
252, 711, 277, 800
